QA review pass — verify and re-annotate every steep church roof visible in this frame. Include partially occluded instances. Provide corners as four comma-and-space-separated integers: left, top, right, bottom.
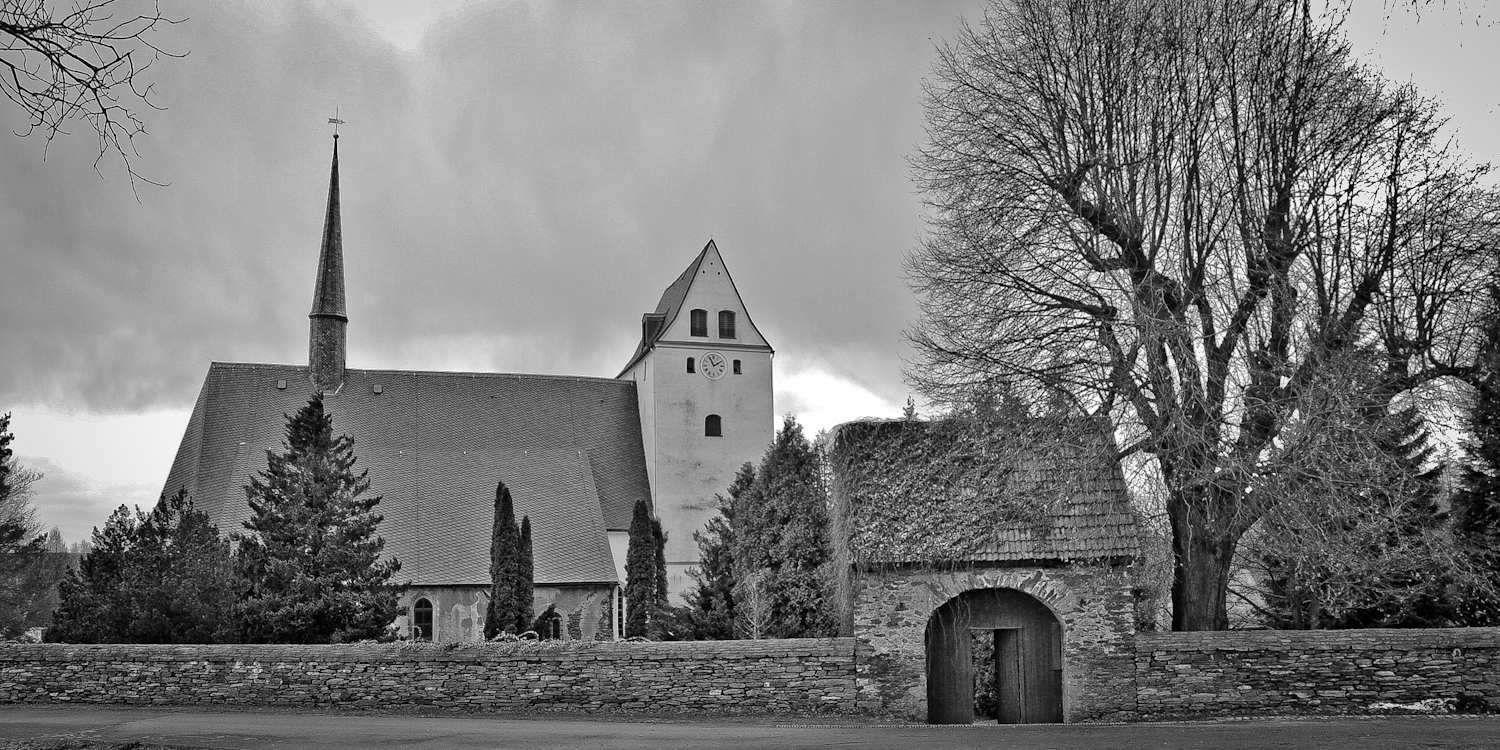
164, 364, 650, 586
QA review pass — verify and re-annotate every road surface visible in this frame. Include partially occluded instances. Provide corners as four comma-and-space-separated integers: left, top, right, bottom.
0, 706, 1496, 749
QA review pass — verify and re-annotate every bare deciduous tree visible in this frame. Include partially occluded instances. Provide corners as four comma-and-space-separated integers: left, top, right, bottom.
1, 0, 181, 182
908, 0, 1500, 630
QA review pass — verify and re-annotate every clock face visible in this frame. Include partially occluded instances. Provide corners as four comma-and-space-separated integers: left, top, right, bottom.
701, 351, 727, 380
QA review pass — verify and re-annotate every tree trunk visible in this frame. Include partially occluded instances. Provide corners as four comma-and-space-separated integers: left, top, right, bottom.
1169, 503, 1237, 631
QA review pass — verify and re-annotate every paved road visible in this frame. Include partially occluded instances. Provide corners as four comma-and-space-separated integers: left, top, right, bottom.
0, 706, 1497, 749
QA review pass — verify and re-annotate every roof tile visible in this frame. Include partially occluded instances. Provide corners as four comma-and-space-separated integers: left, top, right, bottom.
164, 363, 650, 586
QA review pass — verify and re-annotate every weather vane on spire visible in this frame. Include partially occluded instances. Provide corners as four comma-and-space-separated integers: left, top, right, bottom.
328, 107, 345, 138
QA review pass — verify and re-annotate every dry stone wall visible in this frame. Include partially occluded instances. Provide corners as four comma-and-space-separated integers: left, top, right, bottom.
1135, 628, 1500, 718
8, 628, 1500, 721
0, 639, 857, 715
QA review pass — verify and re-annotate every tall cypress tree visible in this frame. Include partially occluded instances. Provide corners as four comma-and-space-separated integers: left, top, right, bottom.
514, 515, 534, 633
651, 517, 668, 609
624, 498, 656, 637
1453, 283, 1500, 625
484, 481, 520, 639
234, 393, 401, 643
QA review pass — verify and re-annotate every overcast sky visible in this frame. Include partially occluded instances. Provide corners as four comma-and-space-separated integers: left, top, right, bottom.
3, 0, 1497, 544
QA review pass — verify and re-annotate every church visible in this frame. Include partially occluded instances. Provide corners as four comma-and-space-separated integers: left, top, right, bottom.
162, 138, 774, 642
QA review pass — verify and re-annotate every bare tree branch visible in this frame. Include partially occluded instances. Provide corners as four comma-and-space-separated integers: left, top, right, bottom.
1, 0, 184, 188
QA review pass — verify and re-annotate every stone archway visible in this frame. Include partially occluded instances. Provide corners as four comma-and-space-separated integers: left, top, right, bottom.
925, 588, 1063, 724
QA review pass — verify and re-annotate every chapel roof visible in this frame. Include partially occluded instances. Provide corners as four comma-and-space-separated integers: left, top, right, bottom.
163, 362, 650, 586
829, 417, 1138, 566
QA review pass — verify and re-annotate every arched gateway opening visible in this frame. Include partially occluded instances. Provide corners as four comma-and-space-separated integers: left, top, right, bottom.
925, 588, 1063, 724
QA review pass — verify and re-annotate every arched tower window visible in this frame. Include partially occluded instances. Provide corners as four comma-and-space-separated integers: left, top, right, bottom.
705, 414, 722, 437
687, 357, 696, 373
413, 598, 434, 641
719, 310, 736, 339
732, 359, 741, 375
690, 309, 708, 337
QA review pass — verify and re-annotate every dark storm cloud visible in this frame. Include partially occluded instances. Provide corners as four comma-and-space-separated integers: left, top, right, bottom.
1, 0, 986, 413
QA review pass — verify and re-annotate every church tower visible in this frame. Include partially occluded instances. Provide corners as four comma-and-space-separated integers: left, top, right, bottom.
618, 241, 774, 600
309, 135, 347, 393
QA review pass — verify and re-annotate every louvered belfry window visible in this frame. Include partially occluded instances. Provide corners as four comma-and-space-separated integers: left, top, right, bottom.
690, 309, 708, 337
719, 310, 736, 339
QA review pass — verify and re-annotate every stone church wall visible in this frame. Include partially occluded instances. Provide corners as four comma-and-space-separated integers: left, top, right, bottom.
850, 563, 1138, 722
396, 585, 615, 644
0, 639, 858, 714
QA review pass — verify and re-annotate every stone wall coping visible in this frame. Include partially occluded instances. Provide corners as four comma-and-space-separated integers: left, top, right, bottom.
1136, 627, 1500, 652
0, 638, 856, 664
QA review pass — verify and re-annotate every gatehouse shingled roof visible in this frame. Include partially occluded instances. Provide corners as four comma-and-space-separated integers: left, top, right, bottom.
828, 418, 1138, 566
163, 363, 650, 586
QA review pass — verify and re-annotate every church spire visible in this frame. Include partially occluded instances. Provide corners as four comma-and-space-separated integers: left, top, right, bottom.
309, 134, 347, 393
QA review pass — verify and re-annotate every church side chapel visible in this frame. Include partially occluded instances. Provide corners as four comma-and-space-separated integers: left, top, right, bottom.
828, 415, 1140, 723
163, 137, 773, 642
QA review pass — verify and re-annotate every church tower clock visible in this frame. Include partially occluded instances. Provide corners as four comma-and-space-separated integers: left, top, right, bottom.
617, 240, 774, 600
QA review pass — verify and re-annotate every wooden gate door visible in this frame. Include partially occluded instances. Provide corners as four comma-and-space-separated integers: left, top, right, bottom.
926, 589, 1063, 724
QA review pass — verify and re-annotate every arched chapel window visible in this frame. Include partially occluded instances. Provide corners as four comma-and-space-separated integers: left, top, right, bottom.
690, 309, 708, 337
705, 414, 722, 437
719, 311, 736, 339
687, 357, 696, 373
413, 598, 434, 641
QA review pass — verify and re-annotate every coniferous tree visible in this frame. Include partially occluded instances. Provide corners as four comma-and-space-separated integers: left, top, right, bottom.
1251, 350, 1457, 630
234, 394, 401, 643
0, 413, 65, 638
1327, 406, 1451, 628
624, 498, 656, 637
651, 517, 668, 609
514, 515, 534, 634
45, 506, 133, 641
686, 462, 754, 639
733, 416, 838, 638
484, 481, 520, 639
1453, 283, 1500, 625
48, 490, 234, 643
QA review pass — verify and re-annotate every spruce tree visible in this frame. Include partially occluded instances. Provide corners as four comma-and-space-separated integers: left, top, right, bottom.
48, 490, 234, 643
514, 515, 534, 634
1453, 283, 1500, 625
733, 416, 838, 638
45, 505, 134, 642
1328, 406, 1450, 628
234, 393, 401, 643
687, 462, 754, 639
624, 498, 656, 637
484, 481, 520, 639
